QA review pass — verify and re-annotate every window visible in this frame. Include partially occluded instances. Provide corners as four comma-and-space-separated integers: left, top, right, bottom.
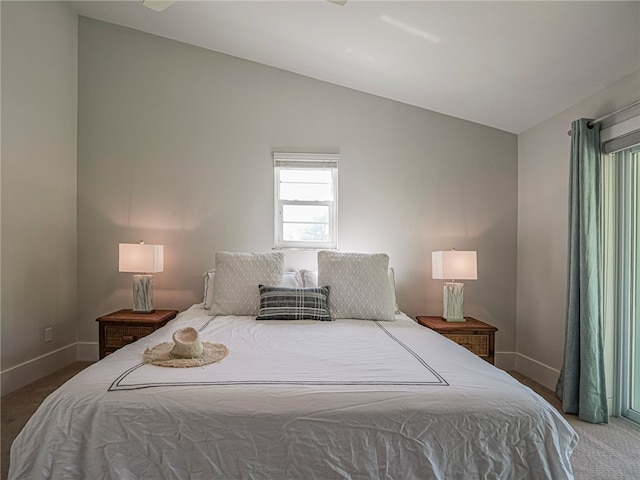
273, 152, 338, 249
602, 141, 639, 426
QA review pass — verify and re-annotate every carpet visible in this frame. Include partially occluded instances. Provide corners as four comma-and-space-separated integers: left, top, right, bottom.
510, 371, 640, 480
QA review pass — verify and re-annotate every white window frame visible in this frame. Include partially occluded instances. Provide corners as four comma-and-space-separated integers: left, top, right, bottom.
273, 152, 339, 250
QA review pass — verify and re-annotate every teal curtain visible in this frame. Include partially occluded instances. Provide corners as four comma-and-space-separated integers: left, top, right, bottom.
556, 118, 609, 424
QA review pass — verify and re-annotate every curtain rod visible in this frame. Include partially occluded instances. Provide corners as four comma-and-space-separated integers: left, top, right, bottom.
566, 99, 640, 136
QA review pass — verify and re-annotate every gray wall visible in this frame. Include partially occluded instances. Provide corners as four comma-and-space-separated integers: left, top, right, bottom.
78, 18, 518, 358
517, 70, 640, 389
1, 1, 78, 391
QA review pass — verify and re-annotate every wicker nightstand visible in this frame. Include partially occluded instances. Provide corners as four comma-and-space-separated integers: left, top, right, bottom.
416, 316, 498, 365
96, 309, 178, 359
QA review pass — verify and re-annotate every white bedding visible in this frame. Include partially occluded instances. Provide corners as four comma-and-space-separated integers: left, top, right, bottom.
10, 305, 578, 479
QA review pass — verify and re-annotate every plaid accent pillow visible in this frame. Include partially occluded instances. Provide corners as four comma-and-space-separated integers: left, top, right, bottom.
256, 285, 333, 321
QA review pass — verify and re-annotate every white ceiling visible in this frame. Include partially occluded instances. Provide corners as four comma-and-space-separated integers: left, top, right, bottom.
69, 0, 640, 134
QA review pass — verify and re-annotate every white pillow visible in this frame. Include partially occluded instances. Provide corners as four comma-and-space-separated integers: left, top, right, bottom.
302, 267, 399, 313
387, 267, 400, 314
281, 270, 304, 288
204, 269, 302, 310
317, 251, 396, 321
209, 252, 285, 316
203, 269, 215, 309
300, 269, 318, 288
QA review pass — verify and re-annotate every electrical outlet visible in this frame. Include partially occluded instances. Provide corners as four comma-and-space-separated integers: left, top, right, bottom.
44, 327, 53, 343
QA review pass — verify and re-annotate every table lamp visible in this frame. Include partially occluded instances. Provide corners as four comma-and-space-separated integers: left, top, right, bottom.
432, 250, 477, 322
119, 241, 164, 313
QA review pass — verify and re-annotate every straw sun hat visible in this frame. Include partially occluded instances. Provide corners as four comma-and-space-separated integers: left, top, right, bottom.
143, 327, 228, 368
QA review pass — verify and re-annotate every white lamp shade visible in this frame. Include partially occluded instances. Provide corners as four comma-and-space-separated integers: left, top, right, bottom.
432, 251, 477, 280
119, 243, 164, 273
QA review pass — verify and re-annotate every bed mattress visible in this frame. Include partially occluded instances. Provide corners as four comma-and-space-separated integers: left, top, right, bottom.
9, 305, 577, 479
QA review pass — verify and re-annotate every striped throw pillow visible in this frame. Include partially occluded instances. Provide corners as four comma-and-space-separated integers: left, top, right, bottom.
256, 285, 333, 321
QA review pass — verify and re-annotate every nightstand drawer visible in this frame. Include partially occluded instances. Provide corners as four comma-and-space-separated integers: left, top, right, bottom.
96, 309, 179, 359
443, 334, 489, 357
105, 325, 155, 348
415, 316, 498, 365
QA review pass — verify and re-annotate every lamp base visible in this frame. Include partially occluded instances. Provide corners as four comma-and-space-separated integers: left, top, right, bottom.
442, 317, 466, 323
132, 274, 155, 313
442, 282, 465, 322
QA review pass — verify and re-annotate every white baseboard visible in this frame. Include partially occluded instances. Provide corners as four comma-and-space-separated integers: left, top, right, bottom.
495, 351, 516, 371
514, 353, 560, 392
76, 342, 99, 362
1, 342, 99, 395
464, 351, 557, 392
1, 343, 77, 395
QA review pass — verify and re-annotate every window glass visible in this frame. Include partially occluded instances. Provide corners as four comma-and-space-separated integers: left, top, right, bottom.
280, 183, 333, 201
282, 205, 329, 223
283, 223, 330, 242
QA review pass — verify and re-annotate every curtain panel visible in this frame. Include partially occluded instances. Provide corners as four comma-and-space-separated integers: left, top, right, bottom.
556, 118, 609, 424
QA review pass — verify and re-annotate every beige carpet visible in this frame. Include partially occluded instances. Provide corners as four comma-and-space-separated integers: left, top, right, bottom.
510, 371, 640, 480
1, 364, 639, 479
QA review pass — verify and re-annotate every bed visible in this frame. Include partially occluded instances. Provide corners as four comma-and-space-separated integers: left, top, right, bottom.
9, 252, 578, 479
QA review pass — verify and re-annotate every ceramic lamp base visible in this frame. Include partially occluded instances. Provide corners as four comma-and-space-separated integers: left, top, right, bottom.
443, 282, 465, 322
132, 274, 155, 313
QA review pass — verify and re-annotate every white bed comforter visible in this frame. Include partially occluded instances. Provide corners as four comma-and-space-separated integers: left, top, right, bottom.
10, 306, 577, 479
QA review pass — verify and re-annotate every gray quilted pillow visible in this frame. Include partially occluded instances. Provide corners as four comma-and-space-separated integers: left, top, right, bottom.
317, 251, 395, 321
209, 252, 285, 316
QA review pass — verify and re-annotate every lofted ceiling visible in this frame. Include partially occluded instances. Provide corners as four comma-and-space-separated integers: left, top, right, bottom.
69, 0, 640, 134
